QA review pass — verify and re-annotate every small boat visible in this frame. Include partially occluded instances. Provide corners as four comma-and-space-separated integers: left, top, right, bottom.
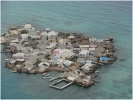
10, 70, 17, 73
44, 73, 51, 77
119, 58, 126, 61
43, 77, 52, 79
42, 72, 47, 76
95, 71, 99, 73
6, 53, 11, 55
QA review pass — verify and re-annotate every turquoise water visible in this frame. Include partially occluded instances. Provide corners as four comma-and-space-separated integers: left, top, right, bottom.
1, 1, 132, 99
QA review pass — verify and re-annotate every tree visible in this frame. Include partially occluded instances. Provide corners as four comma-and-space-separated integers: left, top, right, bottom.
66, 33, 70, 37
21, 30, 27, 34
34, 59, 41, 66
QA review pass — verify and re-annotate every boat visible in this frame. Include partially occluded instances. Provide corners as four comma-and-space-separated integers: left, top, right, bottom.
43, 77, 52, 79
42, 72, 47, 76
119, 58, 126, 61
95, 71, 99, 73
10, 70, 17, 73
44, 73, 51, 77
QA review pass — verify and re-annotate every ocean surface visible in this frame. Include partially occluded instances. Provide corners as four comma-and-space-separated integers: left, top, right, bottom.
1, 1, 132, 99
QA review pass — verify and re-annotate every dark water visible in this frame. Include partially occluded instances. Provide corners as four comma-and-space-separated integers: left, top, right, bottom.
1, 1, 132, 99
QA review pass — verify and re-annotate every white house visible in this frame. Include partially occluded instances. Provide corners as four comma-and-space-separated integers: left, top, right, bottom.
31, 35, 40, 39
41, 31, 48, 37
24, 24, 35, 32
81, 63, 93, 73
59, 50, 75, 60
89, 48, 95, 55
63, 60, 73, 67
21, 34, 29, 39
67, 35, 75, 39
13, 53, 26, 59
10, 39, 19, 43
24, 24, 32, 29
89, 38, 97, 43
47, 31, 58, 42
58, 38, 68, 45
46, 43, 57, 50
79, 45, 89, 50
79, 50, 89, 57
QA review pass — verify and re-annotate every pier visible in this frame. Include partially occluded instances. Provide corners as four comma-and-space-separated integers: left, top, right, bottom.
49, 78, 74, 90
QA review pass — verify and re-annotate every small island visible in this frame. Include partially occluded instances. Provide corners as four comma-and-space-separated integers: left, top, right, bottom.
1, 24, 117, 90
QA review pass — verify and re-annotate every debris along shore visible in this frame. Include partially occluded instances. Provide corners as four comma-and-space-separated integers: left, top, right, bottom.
1, 24, 117, 89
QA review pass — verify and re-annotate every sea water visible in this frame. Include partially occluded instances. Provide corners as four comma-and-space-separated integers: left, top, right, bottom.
1, 1, 132, 99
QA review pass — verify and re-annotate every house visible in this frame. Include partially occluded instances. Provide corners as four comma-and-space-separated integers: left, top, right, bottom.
16, 46, 25, 52
31, 35, 40, 39
47, 31, 58, 42
28, 32, 36, 37
10, 39, 19, 43
63, 60, 73, 67
81, 63, 93, 73
13, 53, 25, 59
9, 60, 17, 66
30, 40, 39, 46
28, 32, 40, 39
21, 34, 29, 39
72, 48, 81, 54
67, 35, 75, 39
58, 38, 68, 45
53, 49, 66, 59
46, 43, 57, 50
38, 62, 50, 69
97, 39, 104, 43
41, 31, 48, 36
89, 38, 97, 43
8, 30, 19, 35
46, 28, 50, 33
53, 49, 61, 55
79, 50, 89, 58
79, 45, 89, 50
16, 58, 25, 64
89, 43, 97, 48
59, 50, 75, 60
89, 48, 95, 55
56, 44, 66, 49
24, 24, 35, 32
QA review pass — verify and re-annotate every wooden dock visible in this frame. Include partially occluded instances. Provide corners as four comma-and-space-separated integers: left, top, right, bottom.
49, 76, 60, 82
49, 78, 74, 90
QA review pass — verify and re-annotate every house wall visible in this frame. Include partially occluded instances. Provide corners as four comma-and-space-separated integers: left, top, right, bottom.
80, 47, 89, 50
60, 55, 66, 60
49, 39, 56, 42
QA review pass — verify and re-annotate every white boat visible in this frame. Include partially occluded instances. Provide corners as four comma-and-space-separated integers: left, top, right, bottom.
43, 77, 52, 79
95, 71, 99, 73
44, 73, 51, 77
42, 72, 47, 76
10, 70, 17, 73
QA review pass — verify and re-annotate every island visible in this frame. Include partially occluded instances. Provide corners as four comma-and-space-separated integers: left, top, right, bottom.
1, 24, 117, 90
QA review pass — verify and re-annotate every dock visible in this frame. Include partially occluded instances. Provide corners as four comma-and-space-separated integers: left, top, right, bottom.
49, 78, 74, 90
49, 76, 61, 82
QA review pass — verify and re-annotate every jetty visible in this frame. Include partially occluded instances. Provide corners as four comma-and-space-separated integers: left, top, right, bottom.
1, 24, 118, 90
